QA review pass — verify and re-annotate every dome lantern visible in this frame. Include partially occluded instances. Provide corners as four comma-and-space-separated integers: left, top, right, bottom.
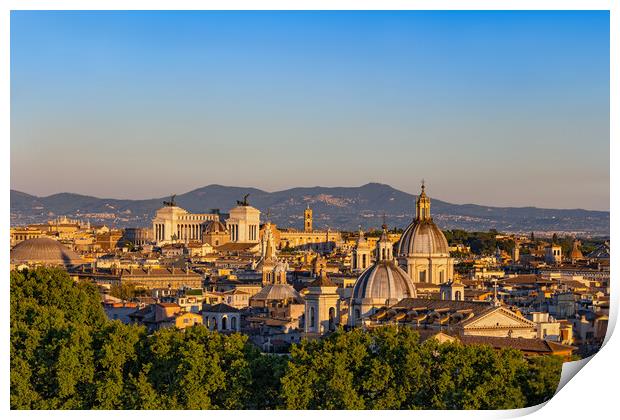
416, 180, 432, 221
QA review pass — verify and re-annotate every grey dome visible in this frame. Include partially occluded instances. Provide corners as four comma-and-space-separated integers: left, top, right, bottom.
252, 284, 303, 302
396, 220, 449, 256
352, 260, 416, 301
11, 237, 84, 267
205, 220, 227, 233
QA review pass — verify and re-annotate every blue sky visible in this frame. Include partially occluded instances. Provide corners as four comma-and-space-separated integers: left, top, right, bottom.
10, 11, 609, 210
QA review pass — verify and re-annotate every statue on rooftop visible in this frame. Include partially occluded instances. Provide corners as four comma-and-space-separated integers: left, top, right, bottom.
237, 193, 250, 206
163, 194, 177, 207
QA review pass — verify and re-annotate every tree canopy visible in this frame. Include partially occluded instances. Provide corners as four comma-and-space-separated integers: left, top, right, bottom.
11, 268, 562, 410
280, 327, 561, 409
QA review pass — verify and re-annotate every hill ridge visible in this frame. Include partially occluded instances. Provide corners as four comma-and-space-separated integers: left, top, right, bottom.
10, 185, 609, 235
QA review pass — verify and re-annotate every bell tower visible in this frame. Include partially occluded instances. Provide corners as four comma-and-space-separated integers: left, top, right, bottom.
352, 228, 371, 272
376, 221, 393, 261
304, 205, 313, 232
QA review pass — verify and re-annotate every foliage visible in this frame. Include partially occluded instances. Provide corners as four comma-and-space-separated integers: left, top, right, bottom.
10, 268, 276, 410
108, 283, 147, 300
11, 268, 106, 409
11, 268, 562, 410
365, 228, 403, 237
443, 229, 515, 256
280, 327, 562, 410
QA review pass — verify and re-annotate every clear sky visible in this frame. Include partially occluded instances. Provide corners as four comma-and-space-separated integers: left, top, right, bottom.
10, 11, 609, 210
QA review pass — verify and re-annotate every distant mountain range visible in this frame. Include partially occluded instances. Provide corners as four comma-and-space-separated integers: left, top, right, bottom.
10, 183, 609, 236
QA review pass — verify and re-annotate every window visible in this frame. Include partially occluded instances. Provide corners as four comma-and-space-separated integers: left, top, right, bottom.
222, 316, 228, 330
310, 307, 315, 328
231, 317, 237, 330
420, 271, 426, 283
329, 307, 335, 331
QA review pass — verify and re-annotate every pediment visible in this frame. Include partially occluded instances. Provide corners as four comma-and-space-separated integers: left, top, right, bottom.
463, 307, 535, 329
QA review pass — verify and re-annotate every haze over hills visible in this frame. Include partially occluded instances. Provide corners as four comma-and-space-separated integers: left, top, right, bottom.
10, 183, 609, 236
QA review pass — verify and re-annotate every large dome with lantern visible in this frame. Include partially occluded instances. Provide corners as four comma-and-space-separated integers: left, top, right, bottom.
396, 183, 449, 257
395, 183, 454, 285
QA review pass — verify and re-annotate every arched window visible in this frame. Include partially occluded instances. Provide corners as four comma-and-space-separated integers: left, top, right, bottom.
355, 309, 361, 320
455, 291, 462, 301
212, 317, 217, 330
310, 307, 315, 328
222, 316, 228, 331
231, 316, 237, 331
419, 271, 426, 283
328, 307, 336, 331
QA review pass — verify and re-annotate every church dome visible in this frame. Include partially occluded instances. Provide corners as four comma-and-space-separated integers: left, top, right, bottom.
251, 284, 303, 302
205, 220, 227, 233
352, 260, 416, 302
396, 183, 449, 257
397, 220, 449, 256
11, 237, 84, 267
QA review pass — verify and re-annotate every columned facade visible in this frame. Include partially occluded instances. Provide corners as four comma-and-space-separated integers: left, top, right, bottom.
226, 204, 261, 243
152, 205, 220, 245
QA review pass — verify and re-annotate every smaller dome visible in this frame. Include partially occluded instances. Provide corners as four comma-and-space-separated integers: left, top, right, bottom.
352, 260, 416, 303
205, 220, 227, 233
11, 237, 84, 267
252, 284, 303, 302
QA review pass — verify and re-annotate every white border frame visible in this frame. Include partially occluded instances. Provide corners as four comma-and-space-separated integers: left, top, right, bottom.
1, 2, 615, 419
